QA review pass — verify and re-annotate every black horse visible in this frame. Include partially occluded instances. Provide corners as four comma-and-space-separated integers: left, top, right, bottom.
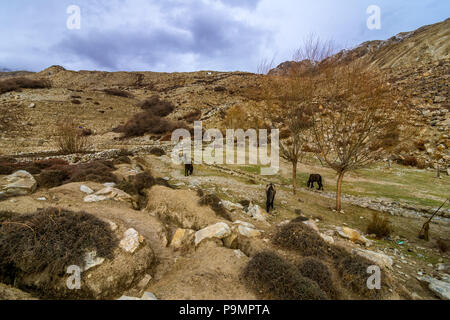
266, 183, 276, 213
307, 174, 323, 190
185, 163, 194, 176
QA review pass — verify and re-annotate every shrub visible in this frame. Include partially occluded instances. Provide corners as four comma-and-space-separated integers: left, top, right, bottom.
366, 212, 392, 239
37, 169, 70, 188
335, 253, 390, 299
297, 257, 339, 299
113, 155, 131, 165
242, 251, 328, 300
198, 194, 232, 221
138, 95, 174, 117
436, 238, 449, 253
114, 112, 182, 138
103, 88, 133, 98
0, 158, 68, 176
273, 221, 329, 257
0, 77, 50, 94
66, 160, 117, 184
149, 147, 166, 156
414, 139, 426, 151
55, 119, 89, 154
0, 208, 118, 295
182, 110, 201, 122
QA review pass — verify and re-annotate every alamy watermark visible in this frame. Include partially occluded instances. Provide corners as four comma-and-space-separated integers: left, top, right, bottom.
367, 265, 381, 290
66, 265, 81, 290
170, 121, 279, 175
67, 5, 81, 30
367, 5, 381, 30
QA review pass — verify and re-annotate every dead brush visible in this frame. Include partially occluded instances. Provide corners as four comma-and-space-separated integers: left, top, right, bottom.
366, 212, 392, 239
55, 119, 89, 154
273, 220, 329, 257
0, 208, 118, 296
242, 251, 328, 300
297, 257, 339, 299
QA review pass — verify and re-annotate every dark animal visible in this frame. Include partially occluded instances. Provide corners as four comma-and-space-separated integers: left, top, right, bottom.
266, 183, 276, 213
307, 174, 323, 190
185, 163, 193, 176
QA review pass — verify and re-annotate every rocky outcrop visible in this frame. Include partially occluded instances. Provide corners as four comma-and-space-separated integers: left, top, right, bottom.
0, 170, 37, 198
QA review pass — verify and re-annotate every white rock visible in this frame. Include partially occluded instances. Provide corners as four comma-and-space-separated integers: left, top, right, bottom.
141, 292, 157, 300
233, 220, 255, 229
237, 225, 261, 238
221, 200, 244, 211
103, 182, 116, 188
28, 103, 35, 108
84, 187, 132, 203
352, 248, 393, 269
194, 222, 231, 246
36, 197, 47, 201
303, 220, 319, 232
319, 233, 335, 244
247, 204, 266, 222
119, 228, 140, 253
83, 250, 105, 271
234, 249, 246, 258
0, 170, 37, 197
80, 185, 94, 194
117, 296, 141, 300
417, 275, 450, 300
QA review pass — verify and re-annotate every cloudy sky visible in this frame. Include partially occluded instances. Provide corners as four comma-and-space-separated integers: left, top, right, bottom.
0, 0, 448, 72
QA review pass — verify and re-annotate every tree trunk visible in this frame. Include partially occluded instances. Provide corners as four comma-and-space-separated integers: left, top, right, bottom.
292, 160, 297, 195
336, 171, 345, 212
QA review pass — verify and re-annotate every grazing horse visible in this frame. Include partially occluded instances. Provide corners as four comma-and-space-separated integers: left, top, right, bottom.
185, 163, 193, 176
307, 174, 323, 190
266, 183, 276, 213
180, 152, 194, 176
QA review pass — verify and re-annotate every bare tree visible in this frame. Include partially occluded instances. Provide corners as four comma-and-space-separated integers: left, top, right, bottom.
311, 62, 404, 211
261, 35, 334, 194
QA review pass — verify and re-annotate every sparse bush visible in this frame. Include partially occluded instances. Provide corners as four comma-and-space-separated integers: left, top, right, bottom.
273, 221, 329, 257
55, 119, 89, 154
214, 86, 227, 92
198, 194, 232, 221
297, 257, 339, 299
182, 110, 201, 122
113, 155, 131, 165
242, 251, 328, 300
103, 88, 133, 98
66, 160, 117, 184
436, 238, 449, 253
138, 95, 174, 117
37, 169, 70, 188
335, 252, 391, 299
366, 212, 392, 239
149, 147, 166, 156
414, 139, 426, 151
0, 158, 68, 176
114, 112, 182, 138
0, 208, 118, 295
0, 77, 50, 94
71, 99, 81, 105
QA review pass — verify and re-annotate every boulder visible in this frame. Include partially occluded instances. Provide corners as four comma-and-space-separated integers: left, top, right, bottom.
119, 228, 142, 253
247, 204, 266, 222
237, 225, 261, 238
194, 222, 231, 246
336, 226, 372, 246
221, 200, 244, 211
84, 187, 132, 203
0, 170, 37, 197
319, 233, 335, 244
417, 275, 450, 300
351, 248, 393, 269
80, 185, 94, 194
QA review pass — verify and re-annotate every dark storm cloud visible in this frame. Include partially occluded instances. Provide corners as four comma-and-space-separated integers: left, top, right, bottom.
55, 3, 267, 71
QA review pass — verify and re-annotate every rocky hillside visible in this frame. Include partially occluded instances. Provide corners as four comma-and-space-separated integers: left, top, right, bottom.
269, 18, 449, 168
